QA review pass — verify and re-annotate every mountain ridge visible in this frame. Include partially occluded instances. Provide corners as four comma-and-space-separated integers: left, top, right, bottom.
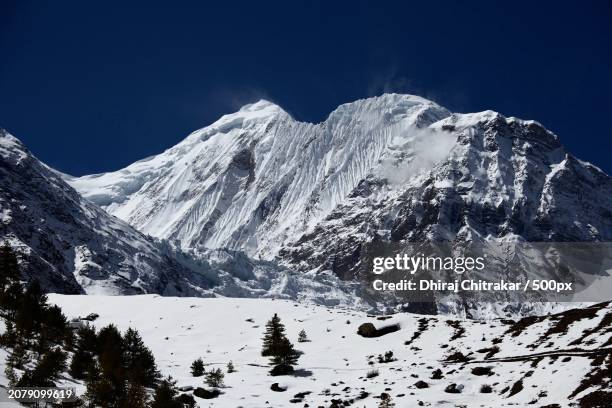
66, 94, 611, 268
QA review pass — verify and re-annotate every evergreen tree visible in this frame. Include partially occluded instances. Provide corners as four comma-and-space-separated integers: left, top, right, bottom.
298, 329, 308, 342
151, 376, 182, 408
70, 326, 98, 380
261, 313, 286, 356
0, 242, 20, 289
96, 325, 126, 404
36, 304, 69, 353
0, 320, 16, 348
205, 368, 225, 388
6, 338, 28, 370
0, 243, 22, 319
270, 337, 300, 375
14, 279, 47, 338
16, 347, 67, 387
227, 360, 235, 373
121, 381, 149, 408
190, 357, 205, 377
123, 327, 159, 387
84, 362, 117, 408
0, 281, 23, 319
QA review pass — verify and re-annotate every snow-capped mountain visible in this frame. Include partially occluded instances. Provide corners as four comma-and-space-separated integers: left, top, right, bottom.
67, 94, 612, 282
0, 129, 218, 295
67, 95, 450, 260
0, 129, 365, 305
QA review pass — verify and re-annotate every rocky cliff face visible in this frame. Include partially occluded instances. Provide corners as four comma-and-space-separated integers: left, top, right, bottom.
280, 110, 612, 280
67, 94, 611, 284
0, 129, 215, 295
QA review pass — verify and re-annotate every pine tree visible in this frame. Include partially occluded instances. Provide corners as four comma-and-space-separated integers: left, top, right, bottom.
0, 320, 16, 347
123, 327, 159, 387
298, 329, 308, 342
70, 326, 98, 379
6, 338, 28, 370
0, 242, 20, 289
151, 376, 182, 408
96, 325, 127, 403
190, 357, 205, 377
121, 381, 149, 408
0, 281, 23, 319
205, 368, 225, 388
16, 347, 67, 387
36, 304, 69, 354
85, 362, 117, 408
15, 279, 47, 338
270, 336, 300, 375
227, 360, 235, 373
261, 313, 286, 356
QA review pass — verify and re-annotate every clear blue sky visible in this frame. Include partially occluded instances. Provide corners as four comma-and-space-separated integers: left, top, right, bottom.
1, 0, 611, 175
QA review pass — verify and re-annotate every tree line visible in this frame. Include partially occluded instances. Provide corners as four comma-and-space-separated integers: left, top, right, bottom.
0, 243, 191, 407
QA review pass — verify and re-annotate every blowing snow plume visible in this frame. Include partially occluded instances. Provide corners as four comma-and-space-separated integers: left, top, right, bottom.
379, 126, 457, 185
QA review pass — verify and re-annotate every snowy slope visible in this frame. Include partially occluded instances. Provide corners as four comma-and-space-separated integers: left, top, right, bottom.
39, 294, 611, 407
0, 129, 220, 295
0, 129, 372, 305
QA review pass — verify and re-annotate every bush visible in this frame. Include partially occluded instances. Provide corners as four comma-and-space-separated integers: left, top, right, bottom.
377, 350, 396, 363
480, 384, 493, 393
191, 358, 205, 377
366, 369, 379, 378
205, 368, 225, 388
379, 392, 395, 408
298, 329, 308, 342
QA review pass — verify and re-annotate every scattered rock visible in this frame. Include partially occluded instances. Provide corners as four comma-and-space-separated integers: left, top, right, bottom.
444, 383, 463, 394
431, 369, 444, 379
270, 383, 287, 392
357, 322, 400, 338
193, 387, 220, 399
480, 384, 493, 393
507, 379, 523, 397
471, 366, 494, 376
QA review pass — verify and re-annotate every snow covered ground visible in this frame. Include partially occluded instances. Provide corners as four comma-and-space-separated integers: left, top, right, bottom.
6, 295, 603, 407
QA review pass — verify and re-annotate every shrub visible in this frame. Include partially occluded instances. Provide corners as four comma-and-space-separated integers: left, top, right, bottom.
366, 369, 379, 378
298, 329, 308, 342
191, 358, 205, 377
205, 368, 225, 388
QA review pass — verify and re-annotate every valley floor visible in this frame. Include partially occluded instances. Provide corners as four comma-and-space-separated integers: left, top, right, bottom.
4, 295, 609, 407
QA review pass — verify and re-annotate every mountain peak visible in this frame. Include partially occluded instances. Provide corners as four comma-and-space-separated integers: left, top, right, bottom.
237, 99, 290, 119
0, 129, 29, 164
